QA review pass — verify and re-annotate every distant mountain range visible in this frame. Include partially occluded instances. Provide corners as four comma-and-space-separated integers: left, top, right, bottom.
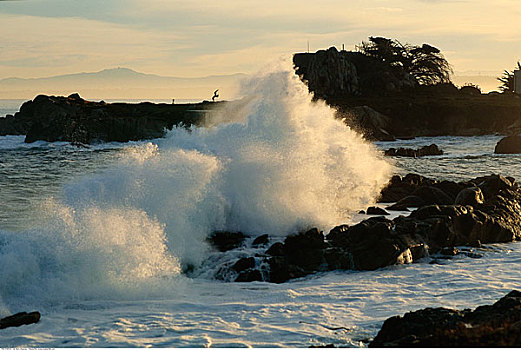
0, 67, 502, 100
0, 68, 248, 100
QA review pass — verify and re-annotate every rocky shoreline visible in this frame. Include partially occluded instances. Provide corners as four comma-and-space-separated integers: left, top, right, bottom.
294, 48, 521, 141
204, 173, 521, 283
370, 290, 521, 347
0, 93, 220, 144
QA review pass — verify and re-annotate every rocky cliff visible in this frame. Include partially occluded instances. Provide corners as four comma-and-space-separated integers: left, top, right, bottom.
294, 48, 521, 140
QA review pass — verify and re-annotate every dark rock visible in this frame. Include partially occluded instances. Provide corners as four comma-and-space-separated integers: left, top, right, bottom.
235, 269, 263, 282
334, 217, 420, 270
386, 195, 424, 210
439, 246, 459, 256
495, 135, 521, 154
0, 311, 41, 329
232, 257, 255, 272
324, 247, 352, 270
474, 174, 514, 200
370, 290, 521, 347
345, 106, 396, 141
207, 172, 521, 283
268, 256, 307, 283
252, 234, 269, 247
358, 210, 365, 214
283, 228, 325, 271
265, 242, 285, 256
326, 224, 350, 246
385, 202, 410, 211
454, 187, 484, 206
0, 94, 217, 143
412, 186, 453, 205
207, 231, 246, 252
379, 173, 435, 203
67, 92, 83, 100
384, 144, 443, 157
366, 206, 390, 215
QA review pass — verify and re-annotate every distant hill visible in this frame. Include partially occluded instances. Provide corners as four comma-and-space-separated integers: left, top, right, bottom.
0, 68, 247, 100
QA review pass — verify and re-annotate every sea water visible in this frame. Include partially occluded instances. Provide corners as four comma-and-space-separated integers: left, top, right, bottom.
0, 65, 520, 347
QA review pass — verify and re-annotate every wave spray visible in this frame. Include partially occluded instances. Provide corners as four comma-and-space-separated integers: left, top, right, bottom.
0, 61, 391, 307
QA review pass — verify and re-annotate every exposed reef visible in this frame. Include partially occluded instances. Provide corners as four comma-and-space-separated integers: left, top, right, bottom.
205, 173, 521, 283
370, 290, 521, 347
384, 144, 443, 157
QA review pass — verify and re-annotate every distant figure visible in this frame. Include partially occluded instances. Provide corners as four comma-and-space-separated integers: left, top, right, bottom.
212, 89, 219, 102
172, 98, 175, 104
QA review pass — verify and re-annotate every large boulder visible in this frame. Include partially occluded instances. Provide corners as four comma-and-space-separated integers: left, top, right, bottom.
370, 290, 521, 347
207, 231, 246, 252
495, 135, 521, 154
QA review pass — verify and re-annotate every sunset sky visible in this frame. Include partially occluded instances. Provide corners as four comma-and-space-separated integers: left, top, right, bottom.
1, 0, 521, 79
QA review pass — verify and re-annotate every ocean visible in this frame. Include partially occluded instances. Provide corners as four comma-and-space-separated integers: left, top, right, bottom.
1, 66, 520, 347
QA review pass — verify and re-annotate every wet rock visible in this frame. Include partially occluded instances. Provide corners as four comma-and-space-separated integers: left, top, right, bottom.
455, 187, 484, 205
474, 174, 514, 200
384, 144, 443, 157
346, 106, 396, 141
252, 234, 269, 247
235, 269, 263, 282
335, 217, 421, 270
370, 290, 521, 347
283, 228, 325, 271
439, 246, 460, 256
411, 186, 453, 205
495, 135, 521, 154
379, 173, 435, 203
268, 256, 307, 283
366, 206, 390, 215
0, 311, 41, 329
326, 224, 350, 247
265, 242, 285, 256
207, 231, 246, 252
324, 247, 352, 270
386, 195, 425, 210
232, 257, 255, 272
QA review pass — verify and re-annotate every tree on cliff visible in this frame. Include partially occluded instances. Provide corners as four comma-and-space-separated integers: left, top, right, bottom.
359, 37, 452, 85
498, 61, 521, 93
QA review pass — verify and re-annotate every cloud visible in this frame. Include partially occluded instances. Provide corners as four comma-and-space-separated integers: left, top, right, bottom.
1, 0, 521, 79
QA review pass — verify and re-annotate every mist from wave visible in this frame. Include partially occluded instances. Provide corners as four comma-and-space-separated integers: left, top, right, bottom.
0, 61, 391, 309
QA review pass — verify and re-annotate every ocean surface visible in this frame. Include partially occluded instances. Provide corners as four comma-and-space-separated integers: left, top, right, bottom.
1, 68, 520, 347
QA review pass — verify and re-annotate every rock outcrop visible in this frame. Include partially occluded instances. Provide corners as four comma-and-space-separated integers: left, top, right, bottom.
370, 290, 521, 347
0, 94, 219, 144
495, 135, 521, 154
205, 173, 521, 283
293, 49, 521, 140
384, 144, 443, 157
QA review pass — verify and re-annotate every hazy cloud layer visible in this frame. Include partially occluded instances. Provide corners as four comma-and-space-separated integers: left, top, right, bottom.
1, 0, 520, 79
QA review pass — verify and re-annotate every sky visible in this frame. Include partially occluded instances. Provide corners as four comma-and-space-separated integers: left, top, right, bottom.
1, 0, 521, 80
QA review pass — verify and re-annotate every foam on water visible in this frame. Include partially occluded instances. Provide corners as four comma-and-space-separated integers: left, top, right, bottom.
0, 62, 390, 309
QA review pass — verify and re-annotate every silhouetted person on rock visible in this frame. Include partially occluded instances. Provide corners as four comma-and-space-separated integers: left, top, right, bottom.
212, 89, 219, 102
